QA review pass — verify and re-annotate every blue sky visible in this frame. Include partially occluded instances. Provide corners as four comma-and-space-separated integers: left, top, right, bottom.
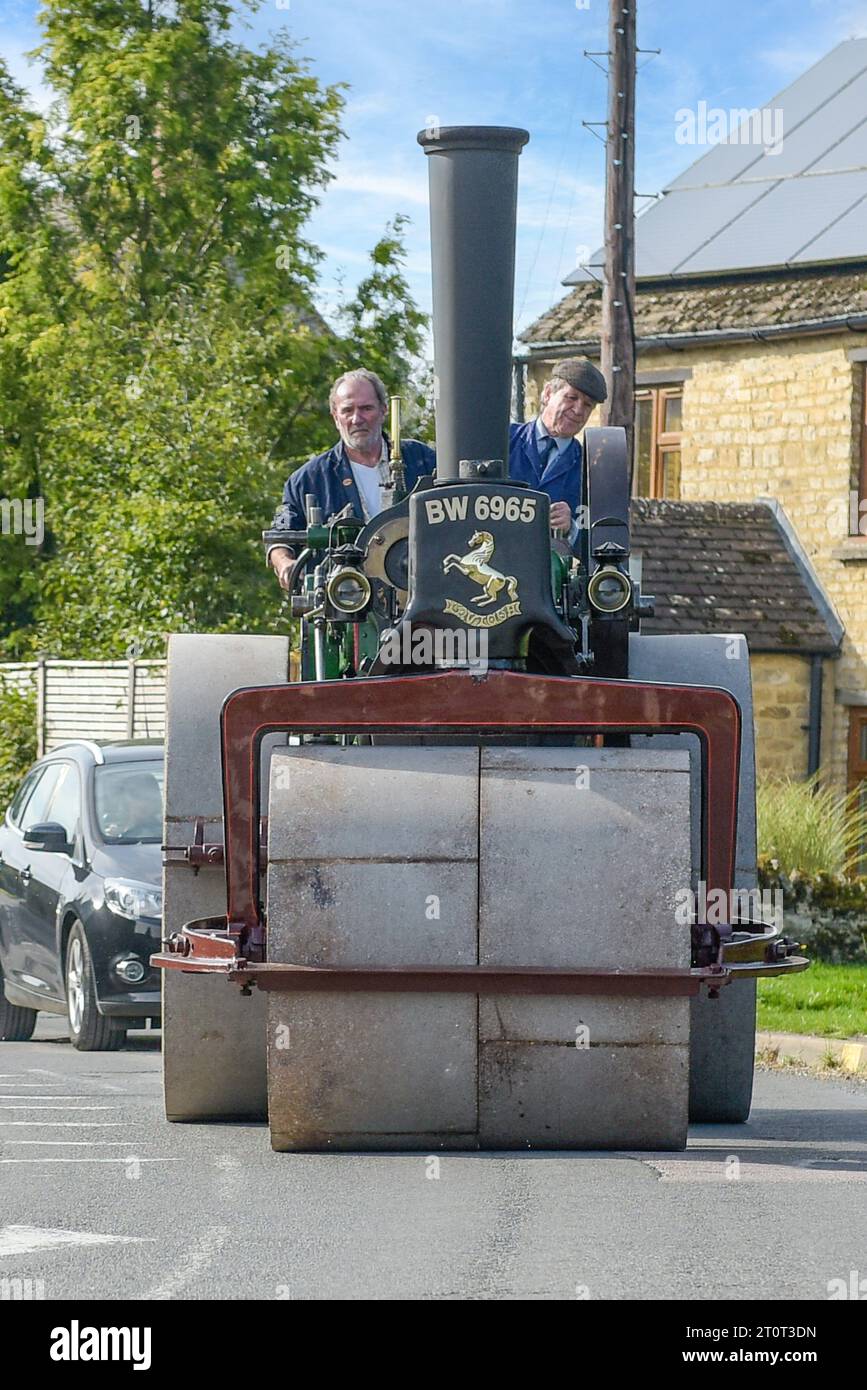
3, 0, 867, 336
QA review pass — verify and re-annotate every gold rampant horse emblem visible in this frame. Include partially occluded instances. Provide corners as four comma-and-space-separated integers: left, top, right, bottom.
442, 530, 520, 616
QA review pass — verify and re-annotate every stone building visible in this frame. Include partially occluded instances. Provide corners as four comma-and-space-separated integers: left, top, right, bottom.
518, 39, 867, 823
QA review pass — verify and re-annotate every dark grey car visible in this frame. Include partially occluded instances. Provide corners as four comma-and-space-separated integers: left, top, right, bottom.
0, 740, 163, 1050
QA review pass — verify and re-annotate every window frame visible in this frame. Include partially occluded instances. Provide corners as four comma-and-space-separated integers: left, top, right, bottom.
633, 385, 684, 498
849, 707, 867, 875
15, 763, 66, 836
7, 767, 43, 829
91, 759, 165, 847
849, 708, 867, 784
44, 761, 83, 847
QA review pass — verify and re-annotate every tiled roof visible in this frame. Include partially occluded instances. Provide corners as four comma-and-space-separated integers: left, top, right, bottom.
522, 268, 867, 348
631, 499, 840, 654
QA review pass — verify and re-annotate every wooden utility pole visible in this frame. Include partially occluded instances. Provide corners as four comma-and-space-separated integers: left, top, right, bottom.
600, 1, 636, 481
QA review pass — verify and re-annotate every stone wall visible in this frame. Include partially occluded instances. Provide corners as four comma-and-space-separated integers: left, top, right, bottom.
750, 653, 811, 780
526, 337, 867, 793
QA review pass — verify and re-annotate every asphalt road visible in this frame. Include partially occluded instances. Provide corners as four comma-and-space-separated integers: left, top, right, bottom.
0, 1015, 865, 1301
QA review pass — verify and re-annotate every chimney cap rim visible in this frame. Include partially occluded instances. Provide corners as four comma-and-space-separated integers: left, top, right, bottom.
418, 125, 530, 155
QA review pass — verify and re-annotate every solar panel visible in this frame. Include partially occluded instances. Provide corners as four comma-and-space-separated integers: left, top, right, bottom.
792, 188, 867, 263
742, 70, 867, 180
679, 169, 867, 274
665, 39, 867, 191
639, 183, 770, 277
809, 113, 867, 173
561, 37, 867, 285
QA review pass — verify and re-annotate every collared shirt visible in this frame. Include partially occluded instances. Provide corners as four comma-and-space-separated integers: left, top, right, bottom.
269, 435, 436, 564
535, 418, 580, 545
535, 417, 574, 463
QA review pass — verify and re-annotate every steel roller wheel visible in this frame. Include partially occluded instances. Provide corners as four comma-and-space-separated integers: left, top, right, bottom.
161, 634, 288, 1121
630, 632, 759, 1124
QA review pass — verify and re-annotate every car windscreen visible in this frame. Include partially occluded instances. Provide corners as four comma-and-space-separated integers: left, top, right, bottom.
93, 762, 164, 844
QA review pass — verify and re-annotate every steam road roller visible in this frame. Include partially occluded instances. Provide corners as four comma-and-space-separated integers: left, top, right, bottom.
154, 127, 807, 1152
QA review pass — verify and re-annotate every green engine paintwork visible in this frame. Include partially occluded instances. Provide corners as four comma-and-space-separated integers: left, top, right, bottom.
293, 515, 578, 681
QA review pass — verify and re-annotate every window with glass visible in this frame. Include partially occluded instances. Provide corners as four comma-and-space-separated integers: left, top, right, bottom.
7, 768, 42, 827
45, 764, 81, 842
93, 762, 164, 844
849, 708, 867, 875
17, 764, 65, 831
634, 387, 683, 498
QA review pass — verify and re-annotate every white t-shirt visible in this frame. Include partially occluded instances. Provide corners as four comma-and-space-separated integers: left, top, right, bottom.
349, 443, 391, 521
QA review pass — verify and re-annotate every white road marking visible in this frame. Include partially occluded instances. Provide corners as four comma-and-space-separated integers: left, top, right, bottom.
686, 1139, 866, 1150
1, 1141, 141, 1146
146, 1227, 230, 1301
0, 1105, 119, 1110
0, 1158, 182, 1165
0, 1122, 126, 1127
0, 1095, 96, 1100
639, 1157, 867, 1182
0, 1225, 152, 1257
0, 1084, 130, 1094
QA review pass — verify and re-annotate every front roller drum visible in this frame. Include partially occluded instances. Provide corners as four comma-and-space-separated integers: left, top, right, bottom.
264, 742, 696, 1151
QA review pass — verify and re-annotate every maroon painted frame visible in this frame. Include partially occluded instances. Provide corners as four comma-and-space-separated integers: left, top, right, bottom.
214, 668, 741, 961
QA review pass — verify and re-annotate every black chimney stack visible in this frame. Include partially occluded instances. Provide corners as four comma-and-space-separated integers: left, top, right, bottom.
417, 125, 529, 482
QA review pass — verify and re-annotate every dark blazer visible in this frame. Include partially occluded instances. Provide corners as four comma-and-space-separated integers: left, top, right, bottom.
508, 420, 584, 513
279, 437, 436, 530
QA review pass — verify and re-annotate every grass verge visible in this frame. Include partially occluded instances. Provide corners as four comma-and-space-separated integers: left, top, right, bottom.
757, 961, 867, 1039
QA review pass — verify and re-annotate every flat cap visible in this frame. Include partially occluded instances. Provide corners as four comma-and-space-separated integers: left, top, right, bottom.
551, 357, 607, 404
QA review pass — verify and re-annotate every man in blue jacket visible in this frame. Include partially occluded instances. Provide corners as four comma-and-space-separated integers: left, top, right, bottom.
509, 357, 607, 545
268, 368, 435, 589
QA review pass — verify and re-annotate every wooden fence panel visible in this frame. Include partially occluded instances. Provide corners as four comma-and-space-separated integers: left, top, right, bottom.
0, 660, 167, 751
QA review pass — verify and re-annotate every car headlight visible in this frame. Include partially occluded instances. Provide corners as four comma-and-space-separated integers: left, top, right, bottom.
104, 878, 163, 922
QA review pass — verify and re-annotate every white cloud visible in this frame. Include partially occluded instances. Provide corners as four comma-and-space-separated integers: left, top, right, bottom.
342, 93, 396, 121
329, 167, 428, 205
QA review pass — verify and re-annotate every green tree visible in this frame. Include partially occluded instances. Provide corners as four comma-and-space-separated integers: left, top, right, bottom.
0, 1, 429, 660
0, 63, 68, 654
337, 215, 433, 437
0, 676, 37, 808
338, 218, 425, 386
35, 276, 304, 654
34, 0, 344, 313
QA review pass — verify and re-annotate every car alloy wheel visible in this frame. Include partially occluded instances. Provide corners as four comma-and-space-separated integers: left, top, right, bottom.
66, 935, 85, 1036
64, 922, 127, 1052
